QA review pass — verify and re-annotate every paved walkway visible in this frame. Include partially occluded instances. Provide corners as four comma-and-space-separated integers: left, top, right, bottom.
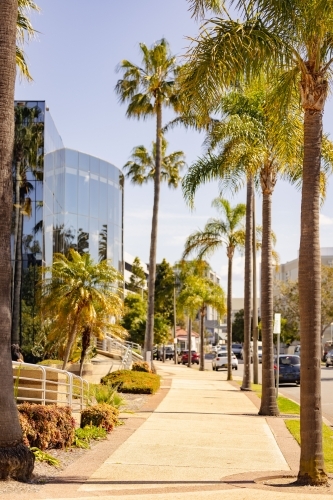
37, 363, 332, 499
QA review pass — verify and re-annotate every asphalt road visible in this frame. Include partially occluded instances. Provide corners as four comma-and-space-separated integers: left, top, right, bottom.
204, 354, 333, 423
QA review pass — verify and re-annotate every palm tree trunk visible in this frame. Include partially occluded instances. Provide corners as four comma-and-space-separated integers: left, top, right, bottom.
199, 306, 205, 371
187, 316, 192, 368
12, 159, 21, 311
298, 108, 327, 485
11, 211, 23, 344
259, 164, 279, 416
62, 316, 79, 370
253, 191, 259, 384
0, 0, 35, 481
241, 177, 253, 391
145, 102, 162, 360
227, 249, 233, 381
79, 326, 91, 377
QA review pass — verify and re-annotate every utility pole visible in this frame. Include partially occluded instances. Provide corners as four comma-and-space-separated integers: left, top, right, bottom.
187, 316, 192, 368
173, 284, 177, 364
253, 193, 259, 384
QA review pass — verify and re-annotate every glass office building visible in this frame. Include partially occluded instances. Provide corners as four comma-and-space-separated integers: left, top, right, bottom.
13, 101, 124, 346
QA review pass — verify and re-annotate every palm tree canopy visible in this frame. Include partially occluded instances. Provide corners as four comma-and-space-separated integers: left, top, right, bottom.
17, 0, 39, 80
123, 137, 186, 188
182, 80, 333, 206
177, 273, 226, 318
42, 250, 124, 348
115, 38, 178, 119
184, 1, 333, 115
183, 198, 246, 260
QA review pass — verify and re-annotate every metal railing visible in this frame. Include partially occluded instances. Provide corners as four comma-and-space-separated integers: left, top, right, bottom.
13, 362, 89, 412
96, 334, 143, 370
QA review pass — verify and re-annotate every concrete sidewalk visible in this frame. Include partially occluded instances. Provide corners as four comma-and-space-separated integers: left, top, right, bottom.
39, 362, 332, 499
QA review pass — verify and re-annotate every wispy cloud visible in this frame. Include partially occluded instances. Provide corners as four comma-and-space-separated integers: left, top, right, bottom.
320, 213, 333, 226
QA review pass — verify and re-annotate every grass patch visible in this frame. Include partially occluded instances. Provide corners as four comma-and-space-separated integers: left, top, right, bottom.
285, 420, 333, 473
101, 370, 161, 394
235, 380, 300, 414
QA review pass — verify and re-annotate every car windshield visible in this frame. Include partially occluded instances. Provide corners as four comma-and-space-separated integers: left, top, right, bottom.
258, 346, 262, 351
278, 356, 300, 366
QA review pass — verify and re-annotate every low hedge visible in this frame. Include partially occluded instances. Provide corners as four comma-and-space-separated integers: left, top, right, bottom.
80, 403, 119, 432
101, 370, 160, 394
18, 403, 76, 450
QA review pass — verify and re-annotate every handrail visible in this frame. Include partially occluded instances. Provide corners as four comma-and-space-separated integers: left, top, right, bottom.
12, 362, 89, 411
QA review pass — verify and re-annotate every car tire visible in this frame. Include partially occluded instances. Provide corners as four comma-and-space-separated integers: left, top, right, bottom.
326, 363, 329, 368
235, 366, 238, 370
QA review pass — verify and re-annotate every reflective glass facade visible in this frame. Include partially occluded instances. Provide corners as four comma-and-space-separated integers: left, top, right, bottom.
44, 148, 124, 270
13, 101, 124, 348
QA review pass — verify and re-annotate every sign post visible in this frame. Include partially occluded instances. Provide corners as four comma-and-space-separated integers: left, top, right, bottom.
273, 313, 281, 399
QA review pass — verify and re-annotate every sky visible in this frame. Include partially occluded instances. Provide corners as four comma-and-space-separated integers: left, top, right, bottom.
15, 0, 333, 297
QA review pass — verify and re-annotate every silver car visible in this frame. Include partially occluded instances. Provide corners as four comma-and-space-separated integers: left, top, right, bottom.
326, 350, 333, 368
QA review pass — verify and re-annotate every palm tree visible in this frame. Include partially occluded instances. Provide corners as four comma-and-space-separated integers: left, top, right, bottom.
124, 137, 185, 189
41, 249, 124, 370
0, 0, 34, 481
183, 198, 245, 379
116, 40, 181, 360
185, 2, 333, 481
177, 260, 226, 369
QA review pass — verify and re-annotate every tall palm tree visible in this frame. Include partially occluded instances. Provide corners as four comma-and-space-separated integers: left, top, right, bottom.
185, 1, 333, 482
116, 39, 179, 360
0, 0, 34, 481
183, 198, 245, 379
41, 249, 124, 370
177, 260, 226, 369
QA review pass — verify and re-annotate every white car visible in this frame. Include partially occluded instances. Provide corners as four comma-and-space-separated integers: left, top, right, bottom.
212, 350, 238, 371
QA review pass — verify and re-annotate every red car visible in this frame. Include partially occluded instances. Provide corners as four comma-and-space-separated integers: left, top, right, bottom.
179, 350, 200, 365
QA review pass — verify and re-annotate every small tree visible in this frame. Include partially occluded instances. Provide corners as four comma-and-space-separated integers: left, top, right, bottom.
121, 293, 147, 346
127, 257, 147, 297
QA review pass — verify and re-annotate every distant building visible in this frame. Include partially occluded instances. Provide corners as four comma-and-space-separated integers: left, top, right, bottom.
274, 248, 333, 283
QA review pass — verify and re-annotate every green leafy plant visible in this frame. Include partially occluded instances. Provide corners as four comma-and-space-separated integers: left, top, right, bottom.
80, 403, 119, 432
89, 384, 127, 409
101, 370, 161, 394
18, 403, 76, 450
75, 425, 107, 445
132, 361, 151, 373
30, 447, 61, 467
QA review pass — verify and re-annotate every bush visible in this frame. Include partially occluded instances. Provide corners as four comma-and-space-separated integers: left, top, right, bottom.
75, 425, 107, 442
89, 384, 127, 409
101, 370, 161, 394
18, 403, 76, 450
80, 403, 119, 432
37, 359, 63, 366
132, 361, 151, 373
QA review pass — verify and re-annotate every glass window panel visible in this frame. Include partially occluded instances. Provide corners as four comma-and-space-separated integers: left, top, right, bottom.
90, 156, 99, 175
78, 171, 89, 216
107, 223, 114, 263
108, 183, 116, 223
99, 179, 107, 222
78, 215, 89, 255
65, 170, 78, 214
54, 169, 65, 214
65, 149, 78, 169
63, 213, 77, 253
100, 160, 108, 179
45, 229, 53, 266
90, 177, 99, 218
89, 218, 99, 262
79, 152, 89, 172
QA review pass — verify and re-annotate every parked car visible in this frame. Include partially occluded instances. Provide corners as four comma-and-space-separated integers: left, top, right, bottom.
323, 342, 333, 361
165, 347, 174, 360
294, 345, 301, 356
212, 351, 238, 371
179, 350, 200, 365
325, 350, 333, 368
231, 343, 242, 359
274, 355, 300, 386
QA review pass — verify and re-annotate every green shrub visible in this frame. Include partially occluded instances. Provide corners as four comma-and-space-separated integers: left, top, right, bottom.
75, 425, 107, 442
80, 403, 119, 432
89, 384, 127, 409
31, 447, 61, 467
18, 403, 76, 450
132, 361, 151, 373
37, 359, 63, 366
101, 370, 161, 394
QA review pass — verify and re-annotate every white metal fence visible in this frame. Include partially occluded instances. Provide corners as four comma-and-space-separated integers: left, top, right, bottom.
13, 361, 89, 411
96, 335, 143, 370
